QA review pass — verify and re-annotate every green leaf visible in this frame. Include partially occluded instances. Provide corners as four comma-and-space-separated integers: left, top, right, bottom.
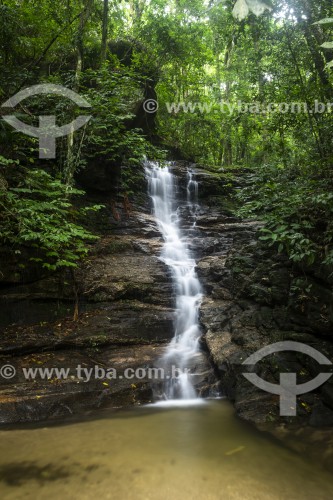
320, 42, 333, 49
313, 18, 333, 27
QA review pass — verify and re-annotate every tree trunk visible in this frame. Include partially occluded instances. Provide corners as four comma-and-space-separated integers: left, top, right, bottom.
101, 0, 109, 63
66, 0, 93, 186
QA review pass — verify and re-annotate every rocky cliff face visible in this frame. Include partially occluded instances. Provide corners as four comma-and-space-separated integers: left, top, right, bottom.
170, 163, 333, 469
0, 177, 175, 422
1, 161, 333, 469
0, 162, 218, 423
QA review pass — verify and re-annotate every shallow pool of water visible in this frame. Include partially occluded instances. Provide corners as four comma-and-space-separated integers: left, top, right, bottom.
0, 400, 332, 499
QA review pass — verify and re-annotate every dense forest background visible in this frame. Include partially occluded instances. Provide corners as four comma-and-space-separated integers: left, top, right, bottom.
0, 0, 332, 274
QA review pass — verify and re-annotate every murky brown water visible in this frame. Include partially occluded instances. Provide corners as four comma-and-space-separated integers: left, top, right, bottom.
0, 400, 332, 500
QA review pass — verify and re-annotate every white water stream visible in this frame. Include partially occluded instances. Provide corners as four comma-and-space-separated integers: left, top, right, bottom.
145, 162, 202, 399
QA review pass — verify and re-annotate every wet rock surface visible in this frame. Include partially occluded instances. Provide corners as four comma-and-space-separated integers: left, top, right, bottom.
173, 162, 333, 470
0, 181, 178, 422
0, 344, 166, 424
0, 163, 219, 423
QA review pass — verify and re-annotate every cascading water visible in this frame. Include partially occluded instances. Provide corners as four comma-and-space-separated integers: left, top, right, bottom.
145, 161, 203, 400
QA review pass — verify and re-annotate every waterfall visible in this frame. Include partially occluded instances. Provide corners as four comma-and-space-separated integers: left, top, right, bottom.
145, 161, 202, 400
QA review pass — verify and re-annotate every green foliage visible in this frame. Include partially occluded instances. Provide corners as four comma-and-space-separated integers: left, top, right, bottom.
81, 64, 164, 177
237, 163, 333, 266
0, 167, 102, 270
0, 0, 169, 275
0, 0, 333, 277
313, 17, 333, 69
